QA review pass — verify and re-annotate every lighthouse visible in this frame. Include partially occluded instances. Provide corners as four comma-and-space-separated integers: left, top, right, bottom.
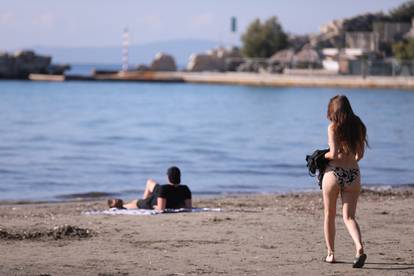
122, 28, 130, 72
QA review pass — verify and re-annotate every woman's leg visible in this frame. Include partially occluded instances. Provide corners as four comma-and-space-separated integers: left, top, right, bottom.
322, 171, 340, 262
143, 179, 158, 199
341, 182, 364, 256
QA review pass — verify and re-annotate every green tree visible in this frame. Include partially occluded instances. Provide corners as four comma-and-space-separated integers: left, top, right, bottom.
241, 16, 288, 58
389, 0, 414, 22
393, 38, 414, 60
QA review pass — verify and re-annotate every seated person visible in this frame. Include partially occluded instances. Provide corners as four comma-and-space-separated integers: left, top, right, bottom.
108, 166, 192, 211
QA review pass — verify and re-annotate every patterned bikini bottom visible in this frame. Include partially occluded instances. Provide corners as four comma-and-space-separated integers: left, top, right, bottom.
329, 166, 360, 190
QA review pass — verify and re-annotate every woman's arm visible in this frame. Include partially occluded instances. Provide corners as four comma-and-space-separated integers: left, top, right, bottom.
324, 124, 339, 160
153, 197, 167, 211
355, 143, 364, 161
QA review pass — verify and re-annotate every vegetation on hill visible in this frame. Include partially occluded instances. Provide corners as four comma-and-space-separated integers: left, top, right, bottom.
389, 0, 414, 22
241, 17, 288, 58
342, 13, 388, 32
393, 38, 414, 60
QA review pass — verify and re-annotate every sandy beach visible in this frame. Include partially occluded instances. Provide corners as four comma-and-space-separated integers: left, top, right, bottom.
0, 188, 413, 276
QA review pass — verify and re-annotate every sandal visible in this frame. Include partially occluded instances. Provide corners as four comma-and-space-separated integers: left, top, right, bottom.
352, 253, 367, 268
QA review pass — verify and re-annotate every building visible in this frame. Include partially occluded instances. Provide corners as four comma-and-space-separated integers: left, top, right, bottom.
345, 32, 379, 52
373, 21, 412, 44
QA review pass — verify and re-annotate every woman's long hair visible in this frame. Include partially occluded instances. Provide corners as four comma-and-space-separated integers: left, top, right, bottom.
327, 95, 368, 154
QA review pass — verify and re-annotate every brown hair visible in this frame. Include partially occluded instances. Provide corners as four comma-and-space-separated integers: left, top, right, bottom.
327, 95, 368, 154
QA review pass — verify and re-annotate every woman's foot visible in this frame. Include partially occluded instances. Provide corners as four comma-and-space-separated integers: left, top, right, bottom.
353, 253, 367, 268
324, 251, 335, 263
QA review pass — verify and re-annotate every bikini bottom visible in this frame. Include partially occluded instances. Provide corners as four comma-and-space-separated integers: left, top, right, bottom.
329, 166, 360, 190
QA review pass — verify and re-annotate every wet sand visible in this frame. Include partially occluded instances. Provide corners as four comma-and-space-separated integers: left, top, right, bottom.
0, 188, 413, 275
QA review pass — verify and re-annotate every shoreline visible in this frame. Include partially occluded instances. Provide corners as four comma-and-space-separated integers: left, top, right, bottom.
0, 184, 412, 205
0, 188, 413, 275
26, 71, 414, 90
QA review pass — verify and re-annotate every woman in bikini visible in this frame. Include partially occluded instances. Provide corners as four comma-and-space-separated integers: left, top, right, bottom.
322, 95, 368, 268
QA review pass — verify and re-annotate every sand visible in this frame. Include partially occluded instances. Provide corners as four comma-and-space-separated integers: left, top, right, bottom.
0, 188, 413, 276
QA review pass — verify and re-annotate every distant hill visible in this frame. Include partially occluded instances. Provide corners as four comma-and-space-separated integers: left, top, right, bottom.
34, 39, 220, 68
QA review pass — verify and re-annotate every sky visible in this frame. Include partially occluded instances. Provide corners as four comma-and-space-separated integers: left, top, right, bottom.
0, 0, 409, 50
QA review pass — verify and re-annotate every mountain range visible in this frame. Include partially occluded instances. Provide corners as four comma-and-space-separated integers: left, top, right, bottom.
34, 39, 221, 68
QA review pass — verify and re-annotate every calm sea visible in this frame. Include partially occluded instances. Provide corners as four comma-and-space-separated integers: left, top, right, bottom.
0, 80, 413, 201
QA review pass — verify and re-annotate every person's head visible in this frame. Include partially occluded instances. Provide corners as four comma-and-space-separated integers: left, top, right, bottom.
327, 95, 368, 154
107, 198, 124, 209
167, 166, 181, 185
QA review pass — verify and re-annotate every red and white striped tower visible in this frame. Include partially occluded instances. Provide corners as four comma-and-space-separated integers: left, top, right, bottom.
122, 28, 130, 72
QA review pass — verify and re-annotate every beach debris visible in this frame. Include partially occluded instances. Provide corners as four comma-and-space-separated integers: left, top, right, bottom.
98, 273, 129, 276
0, 224, 94, 241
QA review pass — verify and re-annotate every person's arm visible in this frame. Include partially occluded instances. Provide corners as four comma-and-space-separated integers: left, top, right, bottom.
184, 187, 192, 209
153, 197, 166, 211
324, 124, 339, 160
355, 143, 364, 161
184, 199, 192, 209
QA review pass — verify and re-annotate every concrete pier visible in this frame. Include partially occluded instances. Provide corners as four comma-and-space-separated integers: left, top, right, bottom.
180, 72, 414, 90
28, 71, 414, 90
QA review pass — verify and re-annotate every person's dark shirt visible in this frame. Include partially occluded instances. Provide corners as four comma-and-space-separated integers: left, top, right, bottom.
157, 184, 191, 209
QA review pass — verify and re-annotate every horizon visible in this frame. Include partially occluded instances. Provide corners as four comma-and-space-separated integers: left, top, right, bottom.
0, 0, 409, 51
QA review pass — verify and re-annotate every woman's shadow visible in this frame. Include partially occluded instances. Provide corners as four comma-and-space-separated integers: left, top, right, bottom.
335, 261, 414, 271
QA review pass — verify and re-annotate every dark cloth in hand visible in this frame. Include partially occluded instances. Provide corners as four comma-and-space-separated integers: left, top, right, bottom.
306, 149, 330, 189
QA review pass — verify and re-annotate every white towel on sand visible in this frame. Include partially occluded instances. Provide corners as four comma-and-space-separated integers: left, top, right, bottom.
83, 208, 221, 216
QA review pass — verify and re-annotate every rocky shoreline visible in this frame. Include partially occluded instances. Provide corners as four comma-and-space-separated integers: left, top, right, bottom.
0, 50, 69, 79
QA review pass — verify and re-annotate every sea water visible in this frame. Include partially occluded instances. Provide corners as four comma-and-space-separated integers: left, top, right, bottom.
0, 80, 413, 200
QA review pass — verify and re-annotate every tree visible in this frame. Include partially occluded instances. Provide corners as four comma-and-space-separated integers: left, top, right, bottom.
393, 38, 414, 60
389, 0, 414, 22
241, 16, 288, 58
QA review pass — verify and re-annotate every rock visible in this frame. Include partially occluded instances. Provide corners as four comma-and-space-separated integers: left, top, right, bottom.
136, 64, 150, 71
187, 47, 244, 72
215, 46, 243, 59
236, 60, 267, 73
48, 64, 71, 75
217, 47, 244, 71
0, 50, 68, 79
150, 53, 177, 71
187, 53, 225, 72
14, 50, 51, 74
269, 49, 295, 65
295, 44, 321, 68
